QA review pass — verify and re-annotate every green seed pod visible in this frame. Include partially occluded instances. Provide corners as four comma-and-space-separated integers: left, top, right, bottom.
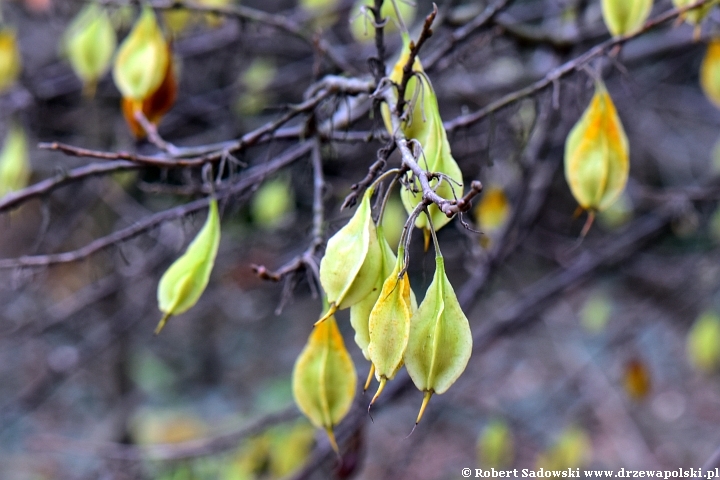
404, 254, 472, 425
601, 0, 652, 37
64, 3, 117, 96
156, 198, 221, 334
292, 311, 357, 453
564, 81, 629, 214
113, 6, 169, 102
367, 247, 413, 405
318, 186, 383, 323
0, 124, 29, 198
381, 41, 464, 237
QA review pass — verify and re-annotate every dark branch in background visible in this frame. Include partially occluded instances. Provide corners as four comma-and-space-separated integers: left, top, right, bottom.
425, 0, 513, 70
445, 0, 716, 132
251, 140, 326, 311
0, 142, 313, 269
341, 140, 396, 210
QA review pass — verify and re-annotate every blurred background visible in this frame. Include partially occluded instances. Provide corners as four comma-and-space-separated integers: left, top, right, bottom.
2, 0, 720, 478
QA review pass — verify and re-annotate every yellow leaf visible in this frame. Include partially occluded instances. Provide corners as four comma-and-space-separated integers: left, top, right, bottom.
0, 124, 30, 198
292, 312, 357, 453
564, 81, 629, 213
156, 198, 221, 334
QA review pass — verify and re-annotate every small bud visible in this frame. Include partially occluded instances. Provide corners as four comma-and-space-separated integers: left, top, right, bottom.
156, 198, 220, 334
292, 311, 357, 454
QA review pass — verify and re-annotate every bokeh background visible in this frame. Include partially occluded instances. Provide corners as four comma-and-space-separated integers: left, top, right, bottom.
2, 0, 720, 479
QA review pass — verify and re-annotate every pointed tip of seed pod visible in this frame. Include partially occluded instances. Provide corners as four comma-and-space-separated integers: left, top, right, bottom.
415, 390, 433, 425
405, 422, 417, 439
363, 364, 376, 393
368, 377, 387, 421
154, 311, 172, 335
325, 427, 340, 455
423, 228, 430, 252
314, 303, 338, 326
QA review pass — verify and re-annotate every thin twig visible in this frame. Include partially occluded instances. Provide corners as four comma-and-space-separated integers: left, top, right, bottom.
444, 0, 716, 132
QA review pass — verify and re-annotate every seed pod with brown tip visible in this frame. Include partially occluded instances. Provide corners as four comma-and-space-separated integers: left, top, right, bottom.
367, 247, 413, 406
404, 253, 472, 425
292, 311, 357, 453
564, 80, 629, 231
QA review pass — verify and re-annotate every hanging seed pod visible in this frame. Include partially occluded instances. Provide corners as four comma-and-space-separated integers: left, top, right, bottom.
0, 124, 29, 198
404, 252, 472, 425
156, 198, 220, 334
381, 40, 464, 239
477, 419, 514, 470
367, 247, 413, 406
601, 0, 652, 37
623, 357, 652, 401
564, 80, 629, 231
318, 186, 383, 324
292, 311, 357, 454
0, 28, 21, 94
672, 0, 716, 26
701, 39, 720, 108
64, 3, 117, 97
113, 7, 169, 103
120, 45, 177, 138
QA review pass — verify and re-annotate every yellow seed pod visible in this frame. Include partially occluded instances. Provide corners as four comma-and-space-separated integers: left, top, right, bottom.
623, 357, 651, 401
535, 426, 591, 470
474, 185, 511, 235
0, 29, 21, 94
701, 39, 720, 108
687, 310, 720, 373
292, 312, 357, 453
673, 0, 716, 26
349, 225, 396, 362
367, 247, 413, 405
318, 186, 383, 323
564, 81, 629, 214
601, 0, 652, 37
113, 6, 169, 102
404, 254, 472, 425
349, 0, 416, 43
156, 198, 221, 334
381, 41, 464, 236
64, 3, 117, 96
0, 124, 29, 198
